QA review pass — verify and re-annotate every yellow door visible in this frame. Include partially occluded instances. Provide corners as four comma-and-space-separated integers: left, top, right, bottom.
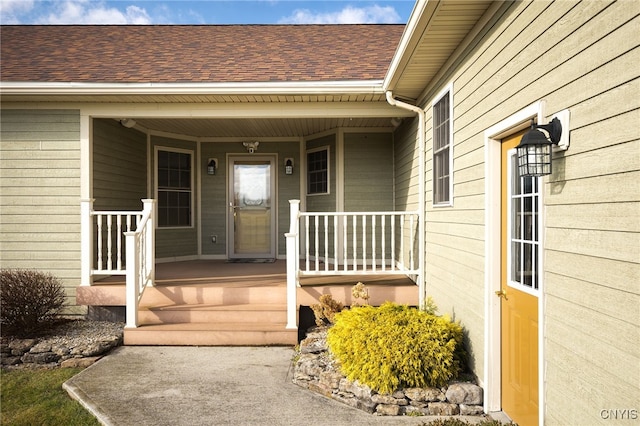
500, 132, 539, 426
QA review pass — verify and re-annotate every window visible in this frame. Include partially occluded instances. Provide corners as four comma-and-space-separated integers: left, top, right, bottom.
508, 150, 541, 293
156, 148, 192, 227
433, 87, 453, 205
307, 147, 329, 195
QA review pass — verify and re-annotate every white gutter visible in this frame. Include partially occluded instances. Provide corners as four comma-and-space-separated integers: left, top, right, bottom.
385, 90, 426, 307
0, 80, 385, 96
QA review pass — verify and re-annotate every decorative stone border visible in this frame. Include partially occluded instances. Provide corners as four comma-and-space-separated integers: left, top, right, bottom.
292, 327, 485, 417
0, 320, 123, 369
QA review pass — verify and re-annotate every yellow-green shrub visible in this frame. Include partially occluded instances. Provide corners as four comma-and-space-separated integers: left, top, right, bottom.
326, 302, 464, 394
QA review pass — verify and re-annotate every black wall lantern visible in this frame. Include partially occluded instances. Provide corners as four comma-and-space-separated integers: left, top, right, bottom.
516, 111, 569, 177
207, 158, 217, 176
285, 158, 294, 175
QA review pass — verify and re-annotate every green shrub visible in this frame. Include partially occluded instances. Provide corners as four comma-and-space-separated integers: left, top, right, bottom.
327, 302, 464, 394
0, 269, 66, 337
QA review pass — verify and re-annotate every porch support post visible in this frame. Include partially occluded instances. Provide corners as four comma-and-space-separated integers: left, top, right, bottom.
285, 199, 300, 330
141, 199, 156, 286
124, 231, 139, 328
80, 198, 94, 286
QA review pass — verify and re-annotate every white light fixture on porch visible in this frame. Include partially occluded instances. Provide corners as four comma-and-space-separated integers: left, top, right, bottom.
516, 110, 570, 177
243, 141, 259, 154
120, 118, 136, 128
207, 158, 218, 176
284, 158, 294, 175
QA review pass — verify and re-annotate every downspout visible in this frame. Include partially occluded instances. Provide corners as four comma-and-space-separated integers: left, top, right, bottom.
385, 91, 426, 308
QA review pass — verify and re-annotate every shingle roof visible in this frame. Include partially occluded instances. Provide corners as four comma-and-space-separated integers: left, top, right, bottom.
0, 25, 404, 84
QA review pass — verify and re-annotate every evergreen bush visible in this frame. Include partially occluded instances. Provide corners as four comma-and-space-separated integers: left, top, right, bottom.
0, 269, 67, 337
327, 302, 464, 394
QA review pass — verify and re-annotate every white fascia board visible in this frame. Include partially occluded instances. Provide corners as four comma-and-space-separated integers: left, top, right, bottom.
383, 0, 434, 91
0, 80, 385, 95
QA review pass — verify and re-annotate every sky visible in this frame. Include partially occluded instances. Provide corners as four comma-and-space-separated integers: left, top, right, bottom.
0, 0, 417, 25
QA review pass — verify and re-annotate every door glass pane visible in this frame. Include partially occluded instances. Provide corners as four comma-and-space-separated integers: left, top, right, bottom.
233, 161, 272, 256
509, 153, 541, 292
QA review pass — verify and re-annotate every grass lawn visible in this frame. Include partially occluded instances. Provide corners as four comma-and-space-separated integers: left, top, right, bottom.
1, 367, 100, 426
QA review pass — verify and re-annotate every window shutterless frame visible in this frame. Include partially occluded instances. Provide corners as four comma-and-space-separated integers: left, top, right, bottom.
306, 145, 330, 196
432, 83, 454, 207
154, 146, 194, 229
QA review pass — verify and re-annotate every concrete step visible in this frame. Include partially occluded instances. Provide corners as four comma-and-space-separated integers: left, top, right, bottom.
123, 322, 297, 346
138, 303, 288, 325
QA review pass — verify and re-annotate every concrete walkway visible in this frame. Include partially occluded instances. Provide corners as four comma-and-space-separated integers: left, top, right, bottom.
63, 346, 483, 426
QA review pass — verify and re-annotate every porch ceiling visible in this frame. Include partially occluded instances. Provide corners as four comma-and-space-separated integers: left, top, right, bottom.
131, 116, 395, 138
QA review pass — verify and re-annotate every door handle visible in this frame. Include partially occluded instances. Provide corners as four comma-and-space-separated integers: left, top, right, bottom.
495, 289, 508, 300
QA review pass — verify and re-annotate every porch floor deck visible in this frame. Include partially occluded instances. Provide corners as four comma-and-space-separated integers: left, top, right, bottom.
80, 260, 418, 345
92, 259, 416, 288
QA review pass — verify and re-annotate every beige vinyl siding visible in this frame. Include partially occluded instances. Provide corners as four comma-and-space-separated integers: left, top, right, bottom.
150, 135, 198, 259
344, 132, 394, 212
393, 117, 420, 213
92, 119, 147, 211
0, 109, 82, 311
420, 0, 639, 422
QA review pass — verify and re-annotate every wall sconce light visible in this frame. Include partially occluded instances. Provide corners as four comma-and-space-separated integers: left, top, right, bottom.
207, 158, 217, 176
120, 118, 136, 128
516, 110, 570, 177
243, 141, 259, 154
285, 158, 294, 175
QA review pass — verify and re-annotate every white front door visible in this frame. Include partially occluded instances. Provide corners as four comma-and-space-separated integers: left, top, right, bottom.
228, 156, 276, 259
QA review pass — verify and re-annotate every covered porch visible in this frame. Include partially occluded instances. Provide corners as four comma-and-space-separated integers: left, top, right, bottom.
78, 259, 419, 345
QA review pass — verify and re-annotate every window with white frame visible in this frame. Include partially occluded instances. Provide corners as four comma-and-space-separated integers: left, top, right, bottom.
432, 87, 453, 205
307, 147, 329, 195
156, 148, 193, 227
508, 149, 541, 293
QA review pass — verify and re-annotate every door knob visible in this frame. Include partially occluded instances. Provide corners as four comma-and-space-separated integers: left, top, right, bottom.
495, 289, 508, 300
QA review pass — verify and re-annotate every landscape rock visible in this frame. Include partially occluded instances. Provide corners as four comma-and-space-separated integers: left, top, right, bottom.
376, 404, 401, 416
460, 404, 485, 415
445, 382, 483, 405
428, 401, 460, 416
405, 386, 446, 402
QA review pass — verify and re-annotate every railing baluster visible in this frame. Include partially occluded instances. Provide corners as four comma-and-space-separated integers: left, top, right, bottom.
96, 214, 103, 270
106, 215, 113, 270
304, 216, 311, 271
362, 215, 367, 271
116, 215, 123, 270
334, 215, 339, 272
343, 215, 348, 272
391, 215, 396, 270
372, 215, 376, 272
400, 214, 405, 268
324, 214, 329, 272
352, 215, 357, 271
381, 215, 386, 271
314, 215, 320, 271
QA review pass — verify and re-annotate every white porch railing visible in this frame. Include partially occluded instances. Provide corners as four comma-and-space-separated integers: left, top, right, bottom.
80, 199, 155, 328
285, 199, 420, 329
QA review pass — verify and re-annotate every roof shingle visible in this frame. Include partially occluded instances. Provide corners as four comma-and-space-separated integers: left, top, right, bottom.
0, 25, 404, 83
